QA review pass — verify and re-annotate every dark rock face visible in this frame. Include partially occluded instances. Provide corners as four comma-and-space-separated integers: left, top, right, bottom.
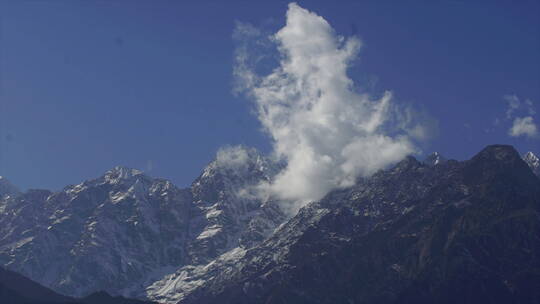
0, 267, 76, 303
0, 267, 156, 304
180, 145, 540, 304
80, 291, 157, 304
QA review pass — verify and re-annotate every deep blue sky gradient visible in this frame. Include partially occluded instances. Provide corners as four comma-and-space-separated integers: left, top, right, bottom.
1, 0, 539, 190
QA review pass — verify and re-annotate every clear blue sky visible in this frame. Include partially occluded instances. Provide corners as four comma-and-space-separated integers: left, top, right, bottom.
1, 0, 539, 190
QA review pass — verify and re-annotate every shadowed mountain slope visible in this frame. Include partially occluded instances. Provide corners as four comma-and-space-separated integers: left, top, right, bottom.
179, 145, 540, 304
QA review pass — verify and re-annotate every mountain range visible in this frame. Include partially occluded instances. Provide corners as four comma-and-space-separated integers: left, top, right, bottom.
0, 145, 538, 303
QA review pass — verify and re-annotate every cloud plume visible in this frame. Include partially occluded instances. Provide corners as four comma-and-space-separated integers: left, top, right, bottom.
234, 3, 428, 208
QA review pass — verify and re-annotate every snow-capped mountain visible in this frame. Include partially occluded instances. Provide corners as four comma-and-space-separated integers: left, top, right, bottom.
523, 151, 539, 176
2, 145, 539, 304
423, 152, 447, 166
142, 147, 286, 303
0, 147, 285, 300
0, 165, 193, 297
187, 146, 285, 263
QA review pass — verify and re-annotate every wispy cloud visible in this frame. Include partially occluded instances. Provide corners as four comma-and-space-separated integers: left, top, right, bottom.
233, 3, 433, 211
504, 94, 521, 119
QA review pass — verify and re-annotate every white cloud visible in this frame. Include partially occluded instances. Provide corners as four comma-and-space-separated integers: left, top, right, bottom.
503, 95, 538, 139
509, 116, 538, 139
234, 3, 430, 210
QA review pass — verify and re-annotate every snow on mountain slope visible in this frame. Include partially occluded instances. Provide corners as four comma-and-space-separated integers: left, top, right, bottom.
0, 166, 193, 297
422, 152, 447, 166
0, 146, 286, 300
187, 146, 285, 262
523, 151, 539, 176
145, 247, 247, 303
141, 147, 286, 302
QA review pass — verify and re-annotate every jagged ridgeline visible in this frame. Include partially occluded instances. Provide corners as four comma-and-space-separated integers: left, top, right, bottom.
0, 145, 539, 304
0, 147, 286, 301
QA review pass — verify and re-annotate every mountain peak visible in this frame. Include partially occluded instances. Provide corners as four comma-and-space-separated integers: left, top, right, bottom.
214, 146, 266, 170
102, 166, 148, 185
0, 176, 20, 198
96, 166, 152, 188
108, 165, 143, 175
472, 144, 521, 163
464, 145, 536, 182
392, 155, 421, 172
423, 152, 447, 166
199, 146, 282, 181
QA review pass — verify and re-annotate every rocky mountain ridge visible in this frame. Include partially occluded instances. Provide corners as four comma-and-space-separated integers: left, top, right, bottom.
0, 147, 285, 300
177, 145, 540, 304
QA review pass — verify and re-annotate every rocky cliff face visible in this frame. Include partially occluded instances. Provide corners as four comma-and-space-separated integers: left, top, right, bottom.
179, 145, 540, 304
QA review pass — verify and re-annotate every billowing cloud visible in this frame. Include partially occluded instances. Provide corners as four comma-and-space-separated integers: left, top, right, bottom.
234, 3, 430, 209
509, 116, 538, 139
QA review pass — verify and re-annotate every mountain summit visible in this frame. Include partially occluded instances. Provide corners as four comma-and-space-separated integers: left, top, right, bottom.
0, 176, 20, 199
423, 151, 447, 166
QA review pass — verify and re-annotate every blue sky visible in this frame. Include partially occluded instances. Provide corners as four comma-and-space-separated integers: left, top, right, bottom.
1, 0, 539, 191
